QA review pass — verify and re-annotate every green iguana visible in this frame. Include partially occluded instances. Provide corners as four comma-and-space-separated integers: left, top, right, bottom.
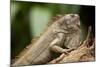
12, 14, 81, 66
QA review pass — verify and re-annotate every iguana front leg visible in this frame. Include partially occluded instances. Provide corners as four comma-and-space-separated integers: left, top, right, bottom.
50, 33, 71, 54
49, 33, 71, 63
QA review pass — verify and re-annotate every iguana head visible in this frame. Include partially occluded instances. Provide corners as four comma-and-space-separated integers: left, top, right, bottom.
59, 14, 80, 31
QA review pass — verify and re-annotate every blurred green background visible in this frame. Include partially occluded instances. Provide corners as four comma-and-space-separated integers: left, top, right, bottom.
11, 1, 95, 59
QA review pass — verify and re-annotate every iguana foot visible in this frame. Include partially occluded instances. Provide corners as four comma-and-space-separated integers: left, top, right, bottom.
62, 48, 74, 54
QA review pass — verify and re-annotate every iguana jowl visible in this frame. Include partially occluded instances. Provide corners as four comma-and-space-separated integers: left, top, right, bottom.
12, 14, 81, 66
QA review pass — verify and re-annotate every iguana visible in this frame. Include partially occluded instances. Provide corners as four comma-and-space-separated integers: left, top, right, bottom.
12, 14, 81, 66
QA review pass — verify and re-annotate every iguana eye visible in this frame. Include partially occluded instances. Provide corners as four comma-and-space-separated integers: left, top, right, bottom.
70, 14, 75, 18
70, 14, 79, 19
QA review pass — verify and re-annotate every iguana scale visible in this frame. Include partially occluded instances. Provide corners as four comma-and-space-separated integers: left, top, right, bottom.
12, 14, 81, 66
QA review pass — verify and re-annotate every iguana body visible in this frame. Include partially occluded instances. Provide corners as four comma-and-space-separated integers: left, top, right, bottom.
12, 14, 81, 66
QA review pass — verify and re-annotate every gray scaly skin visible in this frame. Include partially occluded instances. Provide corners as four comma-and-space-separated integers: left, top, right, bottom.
12, 14, 81, 66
